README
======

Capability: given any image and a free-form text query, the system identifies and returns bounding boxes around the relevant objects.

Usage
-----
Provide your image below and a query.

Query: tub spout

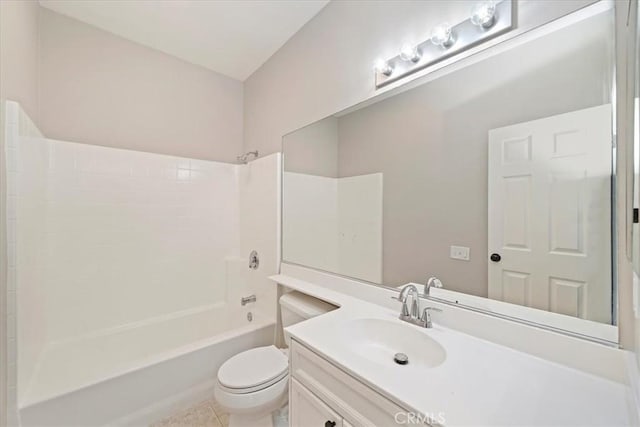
[241,295,257,306]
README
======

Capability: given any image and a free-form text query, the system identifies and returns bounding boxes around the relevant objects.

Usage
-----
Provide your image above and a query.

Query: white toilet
[215,291,335,427]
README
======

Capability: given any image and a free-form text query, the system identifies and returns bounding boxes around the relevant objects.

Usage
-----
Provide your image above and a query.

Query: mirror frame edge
[617,0,638,349]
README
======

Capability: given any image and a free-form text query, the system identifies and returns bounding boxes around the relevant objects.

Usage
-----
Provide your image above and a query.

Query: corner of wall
[1,100,43,426]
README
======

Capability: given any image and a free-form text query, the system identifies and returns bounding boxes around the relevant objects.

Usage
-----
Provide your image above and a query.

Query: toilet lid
[218,345,288,391]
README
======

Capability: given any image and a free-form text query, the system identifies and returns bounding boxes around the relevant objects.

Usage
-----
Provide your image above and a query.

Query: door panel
[501,270,531,306]
[290,378,342,427]
[488,104,612,323]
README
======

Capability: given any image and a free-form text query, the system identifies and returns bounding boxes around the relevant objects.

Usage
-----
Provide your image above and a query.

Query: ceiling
[39,0,329,81]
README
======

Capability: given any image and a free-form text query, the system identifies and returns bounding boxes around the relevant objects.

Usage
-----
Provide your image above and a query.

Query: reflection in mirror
[283,7,616,332]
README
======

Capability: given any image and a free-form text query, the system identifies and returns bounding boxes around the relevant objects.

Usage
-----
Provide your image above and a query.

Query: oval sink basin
[339,318,446,369]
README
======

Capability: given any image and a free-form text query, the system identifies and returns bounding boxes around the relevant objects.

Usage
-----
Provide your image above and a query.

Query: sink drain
[394,353,409,365]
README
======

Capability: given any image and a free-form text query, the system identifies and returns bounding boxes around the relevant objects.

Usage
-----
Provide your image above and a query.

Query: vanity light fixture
[373,58,393,76]
[430,23,454,48]
[373,0,514,88]
[399,44,421,62]
[471,1,497,28]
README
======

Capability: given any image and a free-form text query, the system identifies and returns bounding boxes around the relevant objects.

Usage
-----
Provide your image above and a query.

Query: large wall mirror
[283,4,618,341]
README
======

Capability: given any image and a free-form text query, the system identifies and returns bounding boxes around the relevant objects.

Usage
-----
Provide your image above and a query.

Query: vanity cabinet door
[290,378,343,427]
[291,339,412,426]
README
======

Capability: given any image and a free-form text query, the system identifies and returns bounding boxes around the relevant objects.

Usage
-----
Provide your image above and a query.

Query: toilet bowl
[215,291,335,427]
[215,345,289,427]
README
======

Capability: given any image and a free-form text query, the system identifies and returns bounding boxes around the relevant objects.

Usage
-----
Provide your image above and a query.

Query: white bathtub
[19,304,275,426]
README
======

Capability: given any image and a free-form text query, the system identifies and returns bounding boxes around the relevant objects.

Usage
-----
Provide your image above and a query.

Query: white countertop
[271,274,633,427]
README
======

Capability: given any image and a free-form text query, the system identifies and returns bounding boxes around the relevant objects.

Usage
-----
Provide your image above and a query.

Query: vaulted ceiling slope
[39,0,329,81]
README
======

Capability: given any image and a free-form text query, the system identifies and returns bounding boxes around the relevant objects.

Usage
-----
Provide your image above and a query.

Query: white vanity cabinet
[289,339,429,427]
[290,379,342,427]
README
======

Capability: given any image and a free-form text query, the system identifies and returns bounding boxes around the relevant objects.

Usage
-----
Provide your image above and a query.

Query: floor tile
[150,400,221,427]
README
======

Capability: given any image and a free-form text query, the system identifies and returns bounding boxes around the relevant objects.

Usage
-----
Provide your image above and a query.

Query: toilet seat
[217,345,288,394]
[214,373,288,416]
[215,346,290,418]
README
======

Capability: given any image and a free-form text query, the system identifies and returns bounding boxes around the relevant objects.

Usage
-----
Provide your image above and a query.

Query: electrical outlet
[450,245,470,261]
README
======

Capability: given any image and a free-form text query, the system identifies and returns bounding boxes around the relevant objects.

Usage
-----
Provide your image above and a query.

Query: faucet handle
[420,306,442,327]
[421,306,442,316]
[391,296,410,318]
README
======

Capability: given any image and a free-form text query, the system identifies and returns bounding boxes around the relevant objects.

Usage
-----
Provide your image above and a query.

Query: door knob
[325,421,336,427]
[490,253,501,262]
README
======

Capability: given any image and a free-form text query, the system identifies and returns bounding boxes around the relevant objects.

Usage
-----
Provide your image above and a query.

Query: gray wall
[0,0,40,123]
[38,9,244,163]
[284,117,338,177]
[243,0,598,158]
[335,23,611,294]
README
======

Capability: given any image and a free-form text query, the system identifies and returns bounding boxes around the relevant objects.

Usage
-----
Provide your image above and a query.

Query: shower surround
[3,101,281,425]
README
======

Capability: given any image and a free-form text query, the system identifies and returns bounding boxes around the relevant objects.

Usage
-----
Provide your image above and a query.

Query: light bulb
[373,58,393,76]
[430,23,453,48]
[471,1,497,28]
[399,44,421,62]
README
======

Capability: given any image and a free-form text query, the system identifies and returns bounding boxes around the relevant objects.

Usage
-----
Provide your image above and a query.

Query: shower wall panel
[16,137,241,352]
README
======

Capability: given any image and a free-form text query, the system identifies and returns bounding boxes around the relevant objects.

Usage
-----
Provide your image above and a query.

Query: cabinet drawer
[290,339,413,427]
[290,378,342,427]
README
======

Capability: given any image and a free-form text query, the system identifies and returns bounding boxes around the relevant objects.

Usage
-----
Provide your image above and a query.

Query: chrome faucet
[395,284,420,321]
[393,285,442,328]
[425,277,443,295]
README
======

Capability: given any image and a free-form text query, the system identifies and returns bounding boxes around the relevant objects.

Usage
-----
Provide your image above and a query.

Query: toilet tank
[279,291,335,344]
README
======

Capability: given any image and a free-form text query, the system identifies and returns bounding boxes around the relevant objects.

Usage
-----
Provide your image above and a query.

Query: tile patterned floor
[150,398,229,427]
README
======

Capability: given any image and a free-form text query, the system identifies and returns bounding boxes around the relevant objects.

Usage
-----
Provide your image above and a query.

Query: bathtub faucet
[241,295,257,306]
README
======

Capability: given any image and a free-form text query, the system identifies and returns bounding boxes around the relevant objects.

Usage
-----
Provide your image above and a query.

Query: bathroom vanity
[274,274,633,427]
[290,340,408,427]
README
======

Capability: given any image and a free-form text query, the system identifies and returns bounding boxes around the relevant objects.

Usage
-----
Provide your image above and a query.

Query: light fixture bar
[375,0,514,88]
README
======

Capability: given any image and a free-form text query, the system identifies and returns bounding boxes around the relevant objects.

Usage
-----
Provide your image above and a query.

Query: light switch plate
[450,245,470,261]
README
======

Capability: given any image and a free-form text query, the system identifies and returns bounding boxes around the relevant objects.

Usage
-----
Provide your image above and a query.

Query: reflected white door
[488,104,612,323]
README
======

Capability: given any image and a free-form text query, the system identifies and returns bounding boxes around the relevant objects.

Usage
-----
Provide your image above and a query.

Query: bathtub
[19,304,275,426]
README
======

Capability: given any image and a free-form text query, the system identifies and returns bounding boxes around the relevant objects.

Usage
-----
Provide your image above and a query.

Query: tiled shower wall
[3,101,282,422]
[283,171,383,283]
[239,153,281,322]
[12,133,244,404]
